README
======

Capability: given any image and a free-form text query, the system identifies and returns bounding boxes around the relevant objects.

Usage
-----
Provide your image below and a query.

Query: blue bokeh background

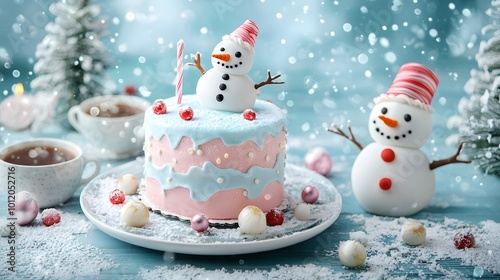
[0,0,494,163]
[2,3,500,278]
[0,1,491,96]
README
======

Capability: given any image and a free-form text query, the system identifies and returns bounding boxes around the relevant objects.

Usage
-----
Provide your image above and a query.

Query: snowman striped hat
[374,63,439,113]
[222,20,259,54]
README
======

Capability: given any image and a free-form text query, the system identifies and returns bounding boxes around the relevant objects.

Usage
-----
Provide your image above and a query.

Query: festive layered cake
[143,95,286,220]
[143,20,286,220]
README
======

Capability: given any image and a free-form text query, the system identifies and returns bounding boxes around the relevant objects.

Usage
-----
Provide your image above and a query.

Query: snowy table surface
[1,96,499,280]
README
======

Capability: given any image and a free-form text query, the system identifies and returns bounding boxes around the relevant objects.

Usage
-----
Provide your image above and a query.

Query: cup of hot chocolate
[0,138,101,208]
[67,95,151,159]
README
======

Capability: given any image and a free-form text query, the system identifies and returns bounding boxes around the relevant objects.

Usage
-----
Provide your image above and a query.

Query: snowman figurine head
[369,63,439,149]
[211,20,258,76]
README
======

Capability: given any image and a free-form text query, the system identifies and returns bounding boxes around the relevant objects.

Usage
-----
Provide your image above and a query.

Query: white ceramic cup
[0,138,101,208]
[67,95,150,159]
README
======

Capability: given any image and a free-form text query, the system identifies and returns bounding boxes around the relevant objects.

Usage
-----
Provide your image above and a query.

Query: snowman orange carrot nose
[212,53,230,62]
[378,115,398,127]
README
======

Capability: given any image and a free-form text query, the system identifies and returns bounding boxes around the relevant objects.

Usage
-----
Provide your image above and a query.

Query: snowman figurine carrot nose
[378,115,398,127]
[212,53,230,62]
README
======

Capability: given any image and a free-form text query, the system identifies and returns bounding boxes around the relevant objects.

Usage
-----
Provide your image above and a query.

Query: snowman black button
[216,94,224,102]
[219,83,227,90]
[222,74,229,80]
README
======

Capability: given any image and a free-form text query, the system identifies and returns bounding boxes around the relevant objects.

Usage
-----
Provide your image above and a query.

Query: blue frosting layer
[144,95,286,149]
[145,153,285,201]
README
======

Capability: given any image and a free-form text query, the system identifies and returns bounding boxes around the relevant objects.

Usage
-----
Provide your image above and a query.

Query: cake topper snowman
[189,20,283,112]
[329,63,471,217]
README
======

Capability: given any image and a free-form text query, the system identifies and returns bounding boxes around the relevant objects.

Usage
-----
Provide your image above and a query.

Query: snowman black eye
[235,51,241,58]
[220,47,225,52]
[404,114,412,122]
[381,107,388,114]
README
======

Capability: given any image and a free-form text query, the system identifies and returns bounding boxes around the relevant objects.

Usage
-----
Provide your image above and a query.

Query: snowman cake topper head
[190,20,284,112]
[369,63,440,149]
[211,19,258,75]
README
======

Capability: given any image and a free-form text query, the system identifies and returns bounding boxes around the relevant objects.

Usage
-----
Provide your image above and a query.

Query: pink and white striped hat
[223,20,259,54]
[375,63,439,112]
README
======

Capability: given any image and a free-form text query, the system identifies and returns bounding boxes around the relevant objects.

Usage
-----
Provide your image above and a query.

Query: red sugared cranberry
[266,208,284,226]
[453,232,475,249]
[124,85,137,95]
[41,208,61,227]
[152,100,167,115]
[179,106,194,121]
[109,189,126,205]
[243,109,256,121]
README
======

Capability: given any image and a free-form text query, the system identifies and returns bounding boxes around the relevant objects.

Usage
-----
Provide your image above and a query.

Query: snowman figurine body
[190,20,282,112]
[352,101,435,216]
[331,63,469,217]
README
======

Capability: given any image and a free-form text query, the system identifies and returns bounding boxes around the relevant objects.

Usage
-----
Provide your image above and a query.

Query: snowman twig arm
[188,52,206,75]
[255,70,284,90]
[327,124,364,151]
[429,142,471,170]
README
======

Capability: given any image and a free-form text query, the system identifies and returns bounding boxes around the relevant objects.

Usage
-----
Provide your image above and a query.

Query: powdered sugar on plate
[79,158,342,254]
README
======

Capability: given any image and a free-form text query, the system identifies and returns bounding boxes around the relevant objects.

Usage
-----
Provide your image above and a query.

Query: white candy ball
[294,202,311,221]
[15,191,39,226]
[338,240,367,268]
[118,174,139,195]
[401,220,426,246]
[238,205,266,234]
[120,200,150,227]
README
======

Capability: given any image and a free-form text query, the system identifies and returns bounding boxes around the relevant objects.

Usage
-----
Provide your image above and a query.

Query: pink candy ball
[15,191,39,226]
[301,185,319,204]
[304,147,332,176]
[191,213,209,232]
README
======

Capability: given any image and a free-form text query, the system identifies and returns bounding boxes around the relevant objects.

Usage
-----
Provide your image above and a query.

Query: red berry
[453,232,475,249]
[124,85,137,95]
[41,208,61,227]
[243,109,256,121]
[109,189,126,204]
[266,208,284,226]
[152,100,167,115]
[179,106,194,121]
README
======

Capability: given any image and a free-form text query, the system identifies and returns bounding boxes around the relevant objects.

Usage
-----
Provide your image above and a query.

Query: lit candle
[176,39,184,105]
[0,83,35,131]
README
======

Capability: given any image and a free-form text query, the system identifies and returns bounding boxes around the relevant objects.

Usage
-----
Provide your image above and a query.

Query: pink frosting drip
[145,129,286,173]
[145,178,284,220]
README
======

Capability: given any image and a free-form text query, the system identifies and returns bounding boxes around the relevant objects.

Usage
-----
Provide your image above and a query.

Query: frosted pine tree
[448,0,500,175]
[30,0,114,128]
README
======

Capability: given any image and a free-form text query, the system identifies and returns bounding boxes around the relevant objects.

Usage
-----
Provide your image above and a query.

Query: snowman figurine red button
[189,20,283,112]
[329,63,470,216]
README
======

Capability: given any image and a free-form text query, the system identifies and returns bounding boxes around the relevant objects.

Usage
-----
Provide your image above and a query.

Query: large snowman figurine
[189,20,282,112]
[330,63,470,216]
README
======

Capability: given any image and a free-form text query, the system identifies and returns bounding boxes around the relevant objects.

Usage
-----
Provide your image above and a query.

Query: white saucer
[80,157,342,255]
[90,147,144,160]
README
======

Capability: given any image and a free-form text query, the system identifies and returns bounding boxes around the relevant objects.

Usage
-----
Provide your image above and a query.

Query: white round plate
[80,157,342,255]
